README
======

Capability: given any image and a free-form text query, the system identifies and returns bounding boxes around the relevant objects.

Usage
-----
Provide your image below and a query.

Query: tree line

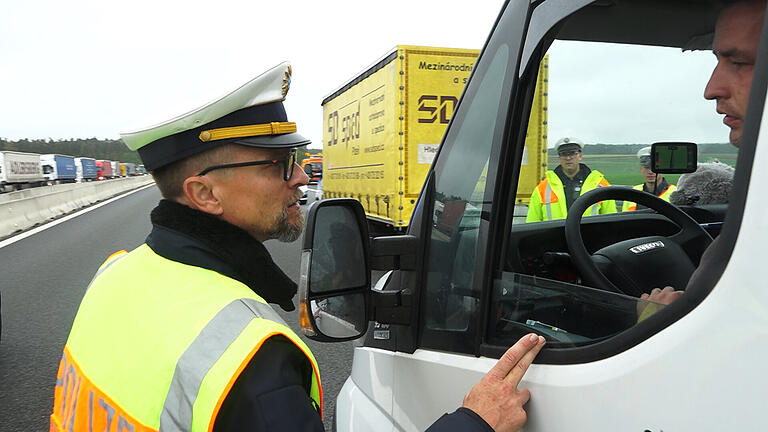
[0,138,141,164]
[548,142,738,156]
[2,139,733,162]
[1,138,324,166]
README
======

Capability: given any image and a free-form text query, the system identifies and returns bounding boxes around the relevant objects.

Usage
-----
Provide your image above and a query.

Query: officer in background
[621,146,677,211]
[526,137,616,222]
[51,63,545,432]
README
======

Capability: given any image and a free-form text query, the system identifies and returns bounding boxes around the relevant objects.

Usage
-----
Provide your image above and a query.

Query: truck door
[369,0,768,431]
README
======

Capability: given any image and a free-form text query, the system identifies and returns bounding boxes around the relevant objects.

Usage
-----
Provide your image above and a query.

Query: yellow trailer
[322,45,547,229]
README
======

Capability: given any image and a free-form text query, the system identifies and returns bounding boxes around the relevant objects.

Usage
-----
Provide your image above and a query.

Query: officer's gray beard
[267,198,305,242]
[270,210,304,242]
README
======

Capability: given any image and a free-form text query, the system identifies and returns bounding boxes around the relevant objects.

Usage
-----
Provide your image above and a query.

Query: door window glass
[494,35,731,347]
[420,43,510,352]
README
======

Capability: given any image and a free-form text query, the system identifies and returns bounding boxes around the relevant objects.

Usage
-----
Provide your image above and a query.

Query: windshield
[520,40,736,225]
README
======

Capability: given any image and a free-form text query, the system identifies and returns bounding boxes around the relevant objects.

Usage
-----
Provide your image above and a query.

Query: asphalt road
[0,184,352,431]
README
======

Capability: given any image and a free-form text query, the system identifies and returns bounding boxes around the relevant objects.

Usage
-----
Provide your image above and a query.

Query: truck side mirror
[299,199,371,341]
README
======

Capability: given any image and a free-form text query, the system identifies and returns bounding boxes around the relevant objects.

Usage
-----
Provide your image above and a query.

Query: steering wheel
[564,186,712,297]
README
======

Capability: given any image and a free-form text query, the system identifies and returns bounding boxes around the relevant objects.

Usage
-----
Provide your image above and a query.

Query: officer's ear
[181,175,224,216]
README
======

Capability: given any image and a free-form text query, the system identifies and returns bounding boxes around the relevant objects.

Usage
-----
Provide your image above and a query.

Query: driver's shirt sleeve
[686,236,721,289]
[212,335,324,432]
[426,407,495,432]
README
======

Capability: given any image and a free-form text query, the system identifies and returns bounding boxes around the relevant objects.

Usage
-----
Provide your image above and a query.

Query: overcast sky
[1,0,728,148]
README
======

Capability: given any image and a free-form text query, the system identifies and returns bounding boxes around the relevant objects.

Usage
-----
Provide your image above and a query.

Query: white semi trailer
[0,151,45,192]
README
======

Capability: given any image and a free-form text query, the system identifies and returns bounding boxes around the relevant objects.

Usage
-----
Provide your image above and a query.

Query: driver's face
[704,1,765,147]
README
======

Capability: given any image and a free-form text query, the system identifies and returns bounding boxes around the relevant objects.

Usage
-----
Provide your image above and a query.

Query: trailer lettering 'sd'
[417,95,458,124]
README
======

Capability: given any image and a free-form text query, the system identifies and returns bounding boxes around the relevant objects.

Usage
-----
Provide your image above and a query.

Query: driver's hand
[637,286,683,322]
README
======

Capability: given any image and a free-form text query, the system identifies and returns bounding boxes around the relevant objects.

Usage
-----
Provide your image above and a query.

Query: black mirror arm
[370,235,419,270]
[371,288,413,325]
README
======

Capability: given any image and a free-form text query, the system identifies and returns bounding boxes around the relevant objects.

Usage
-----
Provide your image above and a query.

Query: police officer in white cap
[51,63,544,432]
[526,137,616,222]
[621,146,677,211]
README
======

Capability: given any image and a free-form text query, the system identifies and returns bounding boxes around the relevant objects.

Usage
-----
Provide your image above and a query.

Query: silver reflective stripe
[544,183,553,221]
[96,253,128,277]
[159,298,286,432]
[84,253,128,292]
[590,204,598,216]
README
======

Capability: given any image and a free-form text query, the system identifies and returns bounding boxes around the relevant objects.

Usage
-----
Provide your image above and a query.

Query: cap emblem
[282,65,292,98]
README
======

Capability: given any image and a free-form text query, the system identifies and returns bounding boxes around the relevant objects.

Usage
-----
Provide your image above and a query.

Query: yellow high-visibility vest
[51,245,322,432]
[526,170,617,222]
[621,183,677,211]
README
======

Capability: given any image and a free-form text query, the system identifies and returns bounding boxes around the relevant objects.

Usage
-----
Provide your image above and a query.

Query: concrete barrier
[0,177,155,238]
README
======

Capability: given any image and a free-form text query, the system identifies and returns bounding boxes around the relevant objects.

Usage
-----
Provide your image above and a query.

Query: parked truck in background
[301,153,323,184]
[40,154,77,184]
[0,151,45,192]
[321,45,547,231]
[95,160,114,180]
[75,157,98,182]
[123,162,137,176]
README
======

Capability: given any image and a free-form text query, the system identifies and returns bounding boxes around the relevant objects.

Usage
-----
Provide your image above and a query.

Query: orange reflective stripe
[105,250,128,262]
[660,184,675,196]
[598,178,610,187]
[51,347,156,432]
[536,180,559,203]
[207,331,324,431]
[536,181,547,202]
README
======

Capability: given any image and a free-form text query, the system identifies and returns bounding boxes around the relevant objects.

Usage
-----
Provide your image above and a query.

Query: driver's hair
[150,144,238,200]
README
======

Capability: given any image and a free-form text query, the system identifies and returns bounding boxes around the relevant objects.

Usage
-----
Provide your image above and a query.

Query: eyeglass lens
[283,151,297,181]
[559,151,580,158]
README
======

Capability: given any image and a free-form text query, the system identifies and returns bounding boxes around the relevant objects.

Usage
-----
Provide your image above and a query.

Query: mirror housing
[299,199,371,341]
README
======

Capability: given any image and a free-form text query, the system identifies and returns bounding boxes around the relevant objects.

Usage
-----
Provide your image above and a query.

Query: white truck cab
[299,0,768,430]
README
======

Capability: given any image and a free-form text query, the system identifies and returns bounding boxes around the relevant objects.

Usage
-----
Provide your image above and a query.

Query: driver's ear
[181,175,224,215]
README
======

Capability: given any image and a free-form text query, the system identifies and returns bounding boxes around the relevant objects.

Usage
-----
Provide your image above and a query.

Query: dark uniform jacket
[147,200,492,432]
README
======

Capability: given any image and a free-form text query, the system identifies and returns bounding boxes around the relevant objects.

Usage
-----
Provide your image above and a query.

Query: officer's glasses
[558,150,581,158]
[197,150,297,181]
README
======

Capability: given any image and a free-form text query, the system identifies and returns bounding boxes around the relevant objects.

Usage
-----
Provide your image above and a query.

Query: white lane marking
[0,183,157,250]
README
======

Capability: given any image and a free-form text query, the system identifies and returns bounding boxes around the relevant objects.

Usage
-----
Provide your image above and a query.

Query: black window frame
[416,0,530,355]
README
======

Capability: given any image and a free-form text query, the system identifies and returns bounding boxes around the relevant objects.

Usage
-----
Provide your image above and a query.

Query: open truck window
[491,39,730,348]
[420,1,742,356]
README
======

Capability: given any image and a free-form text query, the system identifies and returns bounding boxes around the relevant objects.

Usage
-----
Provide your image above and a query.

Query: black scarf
[147,199,297,311]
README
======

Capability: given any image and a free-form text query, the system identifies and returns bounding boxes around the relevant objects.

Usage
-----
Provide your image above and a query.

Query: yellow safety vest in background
[51,245,322,432]
[526,170,616,222]
[621,183,677,211]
